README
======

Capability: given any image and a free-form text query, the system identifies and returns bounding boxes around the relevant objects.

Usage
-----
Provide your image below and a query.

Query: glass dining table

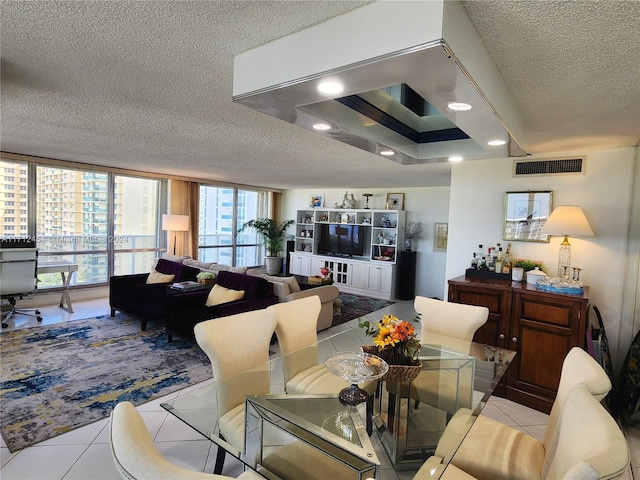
[161,328,515,480]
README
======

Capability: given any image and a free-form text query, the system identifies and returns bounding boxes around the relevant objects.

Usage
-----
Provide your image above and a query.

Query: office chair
[0,245,42,328]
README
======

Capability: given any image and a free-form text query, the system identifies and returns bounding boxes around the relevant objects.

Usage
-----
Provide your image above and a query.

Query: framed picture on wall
[386,192,404,210]
[309,195,324,208]
[503,191,553,242]
[434,223,448,251]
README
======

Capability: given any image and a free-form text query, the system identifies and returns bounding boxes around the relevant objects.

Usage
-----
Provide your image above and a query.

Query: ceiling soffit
[232,0,528,165]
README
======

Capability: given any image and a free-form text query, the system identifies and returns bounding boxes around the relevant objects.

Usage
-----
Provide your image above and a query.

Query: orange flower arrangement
[359,314,421,366]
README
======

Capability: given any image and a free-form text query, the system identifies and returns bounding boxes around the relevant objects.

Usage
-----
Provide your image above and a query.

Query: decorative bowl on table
[324,352,389,405]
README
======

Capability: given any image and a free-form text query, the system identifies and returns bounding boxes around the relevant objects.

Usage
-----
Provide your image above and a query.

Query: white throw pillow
[146,269,175,284]
[205,284,245,307]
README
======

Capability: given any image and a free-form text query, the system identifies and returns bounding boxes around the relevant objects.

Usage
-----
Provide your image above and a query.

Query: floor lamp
[162,214,190,255]
[539,205,594,278]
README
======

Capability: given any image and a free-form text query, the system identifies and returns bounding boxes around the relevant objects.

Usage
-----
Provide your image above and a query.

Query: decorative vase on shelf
[405,238,412,252]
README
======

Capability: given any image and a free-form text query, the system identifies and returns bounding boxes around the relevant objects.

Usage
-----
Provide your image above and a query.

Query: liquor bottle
[476,244,484,262]
[494,247,504,274]
[470,252,478,269]
[486,247,494,270]
[503,250,511,275]
[478,256,488,271]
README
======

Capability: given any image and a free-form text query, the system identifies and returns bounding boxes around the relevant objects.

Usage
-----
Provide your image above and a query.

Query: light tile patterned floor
[0,297,635,479]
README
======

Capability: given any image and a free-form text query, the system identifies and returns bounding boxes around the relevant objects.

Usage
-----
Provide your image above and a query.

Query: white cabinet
[289,253,313,276]
[349,262,368,290]
[367,264,394,296]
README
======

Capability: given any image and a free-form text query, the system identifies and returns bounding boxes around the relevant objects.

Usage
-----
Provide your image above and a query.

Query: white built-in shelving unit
[290,208,405,299]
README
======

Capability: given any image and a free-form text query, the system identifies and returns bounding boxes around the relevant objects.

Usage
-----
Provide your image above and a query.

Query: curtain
[167,179,198,258]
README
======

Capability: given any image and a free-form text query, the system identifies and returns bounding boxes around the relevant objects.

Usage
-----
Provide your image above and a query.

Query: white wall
[280,147,639,373]
[280,187,450,299]
[446,147,638,371]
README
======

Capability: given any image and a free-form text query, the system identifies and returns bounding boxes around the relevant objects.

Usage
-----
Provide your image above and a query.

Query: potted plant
[196,271,216,286]
[511,259,545,282]
[512,259,545,272]
[238,218,295,274]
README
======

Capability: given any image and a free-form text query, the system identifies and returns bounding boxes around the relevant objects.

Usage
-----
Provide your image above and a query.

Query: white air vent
[513,157,585,177]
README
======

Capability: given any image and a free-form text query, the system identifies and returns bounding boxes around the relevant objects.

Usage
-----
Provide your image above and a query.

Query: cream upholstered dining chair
[414,384,630,480]
[414,296,488,353]
[268,295,377,432]
[269,296,347,394]
[109,401,263,480]
[401,296,488,416]
[427,347,624,480]
[194,309,277,475]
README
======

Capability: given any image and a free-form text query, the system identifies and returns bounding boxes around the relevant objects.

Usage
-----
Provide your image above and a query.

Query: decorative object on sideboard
[503,191,553,243]
[334,191,356,209]
[539,205,595,278]
[237,218,295,275]
[309,194,324,208]
[403,222,423,252]
[434,223,448,251]
[162,214,190,255]
[362,193,373,209]
[385,192,404,210]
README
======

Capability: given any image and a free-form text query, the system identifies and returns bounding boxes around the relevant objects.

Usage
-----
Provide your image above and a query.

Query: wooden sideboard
[448,274,589,413]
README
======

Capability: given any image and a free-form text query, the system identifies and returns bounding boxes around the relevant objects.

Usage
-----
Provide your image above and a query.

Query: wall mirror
[503,191,553,242]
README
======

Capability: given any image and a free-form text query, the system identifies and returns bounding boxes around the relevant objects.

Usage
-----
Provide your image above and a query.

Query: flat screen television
[317,224,365,257]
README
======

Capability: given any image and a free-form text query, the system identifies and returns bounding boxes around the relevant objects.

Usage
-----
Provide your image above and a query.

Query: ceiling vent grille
[514,157,585,177]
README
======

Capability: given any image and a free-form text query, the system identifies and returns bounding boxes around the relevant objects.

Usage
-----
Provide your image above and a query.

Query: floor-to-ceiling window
[198,186,267,266]
[1,158,167,289]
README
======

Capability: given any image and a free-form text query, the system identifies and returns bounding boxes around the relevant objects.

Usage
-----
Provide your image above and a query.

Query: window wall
[1,159,167,289]
[198,186,267,266]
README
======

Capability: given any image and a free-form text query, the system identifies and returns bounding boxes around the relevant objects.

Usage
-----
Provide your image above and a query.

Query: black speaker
[396,251,417,300]
[284,240,295,274]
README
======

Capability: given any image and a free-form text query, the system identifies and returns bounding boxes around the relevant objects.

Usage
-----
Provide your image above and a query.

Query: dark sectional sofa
[109,258,200,331]
[165,270,279,342]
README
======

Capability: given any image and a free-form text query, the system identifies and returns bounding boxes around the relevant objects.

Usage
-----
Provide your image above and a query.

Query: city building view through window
[1,159,270,291]
[198,186,266,267]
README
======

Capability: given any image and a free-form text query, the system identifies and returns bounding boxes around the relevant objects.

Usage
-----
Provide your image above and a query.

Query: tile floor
[0,296,636,479]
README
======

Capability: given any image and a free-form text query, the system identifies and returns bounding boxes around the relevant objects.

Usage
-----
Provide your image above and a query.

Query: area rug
[331,293,395,327]
[0,314,212,452]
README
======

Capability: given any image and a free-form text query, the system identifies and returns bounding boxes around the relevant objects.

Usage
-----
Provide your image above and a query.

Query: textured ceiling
[1,0,638,190]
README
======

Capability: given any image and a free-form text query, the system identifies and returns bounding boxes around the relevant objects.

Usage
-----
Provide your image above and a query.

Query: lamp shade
[539,206,594,237]
[162,214,189,232]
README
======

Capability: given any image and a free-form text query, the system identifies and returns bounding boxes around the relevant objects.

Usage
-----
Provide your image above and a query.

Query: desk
[161,329,515,479]
[37,261,78,312]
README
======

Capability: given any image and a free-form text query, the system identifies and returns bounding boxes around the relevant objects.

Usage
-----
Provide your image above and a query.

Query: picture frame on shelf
[386,192,404,210]
[309,194,324,208]
[434,223,448,251]
[503,191,552,242]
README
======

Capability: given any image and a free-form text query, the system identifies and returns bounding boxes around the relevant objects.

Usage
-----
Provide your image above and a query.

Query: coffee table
[292,274,333,290]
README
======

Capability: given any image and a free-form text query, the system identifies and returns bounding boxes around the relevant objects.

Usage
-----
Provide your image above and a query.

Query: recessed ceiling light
[380,150,395,156]
[447,102,472,111]
[448,156,463,162]
[317,81,344,94]
[313,123,331,130]
[488,139,506,146]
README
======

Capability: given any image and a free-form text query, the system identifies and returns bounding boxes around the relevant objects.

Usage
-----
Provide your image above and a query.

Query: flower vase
[405,238,412,252]
[361,345,422,382]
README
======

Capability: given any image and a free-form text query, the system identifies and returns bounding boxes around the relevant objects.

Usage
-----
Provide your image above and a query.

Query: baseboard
[10,286,109,308]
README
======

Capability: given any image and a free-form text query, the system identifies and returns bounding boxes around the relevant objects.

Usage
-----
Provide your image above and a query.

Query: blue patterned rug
[0,314,212,452]
[331,293,395,327]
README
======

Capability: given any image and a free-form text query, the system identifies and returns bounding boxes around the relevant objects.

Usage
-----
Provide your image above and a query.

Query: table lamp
[539,205,594,277]
[162,214,189,255]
